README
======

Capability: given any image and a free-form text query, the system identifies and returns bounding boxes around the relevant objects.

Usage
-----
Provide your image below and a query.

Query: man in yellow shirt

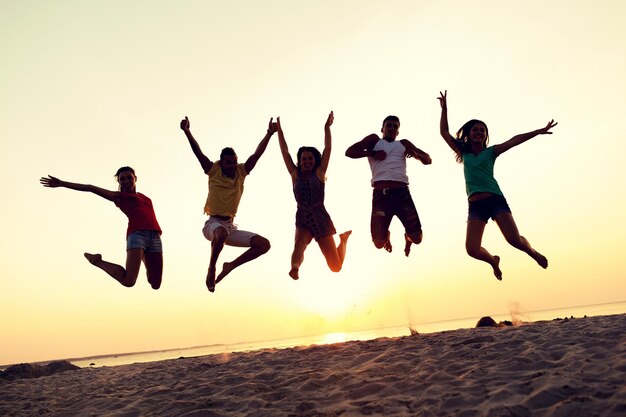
[180,116,277,292]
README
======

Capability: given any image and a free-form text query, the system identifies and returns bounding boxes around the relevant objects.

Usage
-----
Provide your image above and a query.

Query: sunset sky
[1,0,625,365]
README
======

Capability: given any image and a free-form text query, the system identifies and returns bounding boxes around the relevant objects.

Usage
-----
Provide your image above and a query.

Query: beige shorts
[202,217,256,247]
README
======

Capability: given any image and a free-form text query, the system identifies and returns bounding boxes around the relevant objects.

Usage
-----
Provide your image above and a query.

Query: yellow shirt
[204,163,248,216]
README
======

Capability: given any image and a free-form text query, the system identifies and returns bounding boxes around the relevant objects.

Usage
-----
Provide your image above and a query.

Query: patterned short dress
[293,171,336,240]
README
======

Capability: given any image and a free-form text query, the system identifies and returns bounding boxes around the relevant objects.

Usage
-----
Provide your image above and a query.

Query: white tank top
[368,139,409,185]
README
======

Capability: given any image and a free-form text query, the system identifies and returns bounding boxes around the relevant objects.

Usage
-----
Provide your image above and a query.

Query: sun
[320,332,348,344]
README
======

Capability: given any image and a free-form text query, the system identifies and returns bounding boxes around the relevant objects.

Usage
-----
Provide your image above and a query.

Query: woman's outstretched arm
[437,90,462,159]
[40,175,118,202]
[276,117,297,176]
[319,111,334,176]
[493,120,558,156]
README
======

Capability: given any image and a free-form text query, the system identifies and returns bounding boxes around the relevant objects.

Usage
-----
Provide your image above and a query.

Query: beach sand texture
[1,314,624,416]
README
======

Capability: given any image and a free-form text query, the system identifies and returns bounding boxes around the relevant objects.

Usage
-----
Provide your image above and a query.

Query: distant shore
[1,313,624,416]
[6,300,624,371]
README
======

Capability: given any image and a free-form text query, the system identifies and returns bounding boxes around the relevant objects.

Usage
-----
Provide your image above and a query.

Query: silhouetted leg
[373,231,392,252]
[84,249,142,287]
[207,227,228,292]
[144,252,163,290]
[337,230,352,265]
[317,230,352,273]
[371,207,393,253]
[465,221,502,280]
[494,212,548,269]
[404,230,423,257]
[216,235,271,284]
[290,228,313,280]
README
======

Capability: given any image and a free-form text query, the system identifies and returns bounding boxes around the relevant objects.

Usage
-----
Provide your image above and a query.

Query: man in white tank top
[345,116,431,256]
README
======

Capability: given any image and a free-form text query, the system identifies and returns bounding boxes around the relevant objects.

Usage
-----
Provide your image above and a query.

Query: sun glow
[321,332,348,345]
[293,275,362,319]
[2,0,626,366]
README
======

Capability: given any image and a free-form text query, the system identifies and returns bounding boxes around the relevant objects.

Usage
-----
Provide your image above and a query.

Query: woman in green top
[437,90,557,280]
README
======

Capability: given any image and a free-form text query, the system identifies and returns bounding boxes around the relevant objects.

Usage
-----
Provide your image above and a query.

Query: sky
[1,0,625,365]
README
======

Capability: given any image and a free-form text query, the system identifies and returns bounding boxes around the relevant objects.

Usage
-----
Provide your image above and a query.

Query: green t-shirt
[462,146,503,197]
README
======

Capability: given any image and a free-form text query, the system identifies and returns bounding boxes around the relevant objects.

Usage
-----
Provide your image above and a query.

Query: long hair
[296,146,322,172]
[452,119,490,163]
[114,166,136,191]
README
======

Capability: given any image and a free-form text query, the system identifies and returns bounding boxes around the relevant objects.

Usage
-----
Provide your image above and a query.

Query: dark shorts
[467,194,511,223]
[371,186,422,242]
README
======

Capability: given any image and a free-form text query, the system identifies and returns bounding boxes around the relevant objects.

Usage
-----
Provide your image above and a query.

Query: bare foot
[339,230,352,243]
[215,262,235,284]
[289,267,299,280]
[533,251,548,269]
[404,233,412,257]
[492,255,502,281]
[84,253,102,265]
[206,265,216,292]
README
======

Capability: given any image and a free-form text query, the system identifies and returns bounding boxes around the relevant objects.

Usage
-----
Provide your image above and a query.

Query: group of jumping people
[40,91,557,292]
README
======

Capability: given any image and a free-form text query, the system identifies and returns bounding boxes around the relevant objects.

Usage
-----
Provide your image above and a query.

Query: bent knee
[295,235,311,245]
[373,239,387,249]
[253,236,271,253]
[466,246,480,258]
[505,237,524,248]
[123,279,138,288]
[408,232,423,244]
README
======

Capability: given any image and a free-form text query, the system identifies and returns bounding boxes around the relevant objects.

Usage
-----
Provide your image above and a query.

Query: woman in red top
[40,166,163,289]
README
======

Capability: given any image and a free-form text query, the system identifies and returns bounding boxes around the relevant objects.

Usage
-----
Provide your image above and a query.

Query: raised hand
[438,90,448,109]
[40,175,63,188]
[180,116,190,132]
[267,117,278,134]
[539,119,558,134]
[325,111,334,129]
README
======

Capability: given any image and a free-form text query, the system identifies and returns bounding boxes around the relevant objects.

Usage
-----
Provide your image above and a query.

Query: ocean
[5,300,625,370]
[61,301,626,367]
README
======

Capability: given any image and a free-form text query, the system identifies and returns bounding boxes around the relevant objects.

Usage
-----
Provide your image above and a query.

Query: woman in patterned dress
[276,111,351,280]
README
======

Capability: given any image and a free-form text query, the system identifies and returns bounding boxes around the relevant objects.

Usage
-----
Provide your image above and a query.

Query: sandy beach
[1,313,624,416]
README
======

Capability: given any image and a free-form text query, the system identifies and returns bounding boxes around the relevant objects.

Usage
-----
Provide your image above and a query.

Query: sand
[1,314,624,416]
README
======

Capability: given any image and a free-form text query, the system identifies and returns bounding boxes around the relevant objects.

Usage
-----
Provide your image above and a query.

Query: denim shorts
[371,186,422,242]
[126,230,163,253]
[467,194,511,223]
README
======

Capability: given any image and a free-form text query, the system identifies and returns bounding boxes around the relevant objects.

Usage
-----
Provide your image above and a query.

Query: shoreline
[1,313,625,416]
[2,298,624,370]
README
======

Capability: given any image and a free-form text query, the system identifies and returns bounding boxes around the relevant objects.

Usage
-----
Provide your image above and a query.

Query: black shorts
[371,186,422,242]
[467,194,511,223]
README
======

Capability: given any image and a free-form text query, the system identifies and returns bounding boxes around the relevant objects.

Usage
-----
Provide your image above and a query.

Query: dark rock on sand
[476,316,499,327]
[476,316,514,328]
[0,360,80,381]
